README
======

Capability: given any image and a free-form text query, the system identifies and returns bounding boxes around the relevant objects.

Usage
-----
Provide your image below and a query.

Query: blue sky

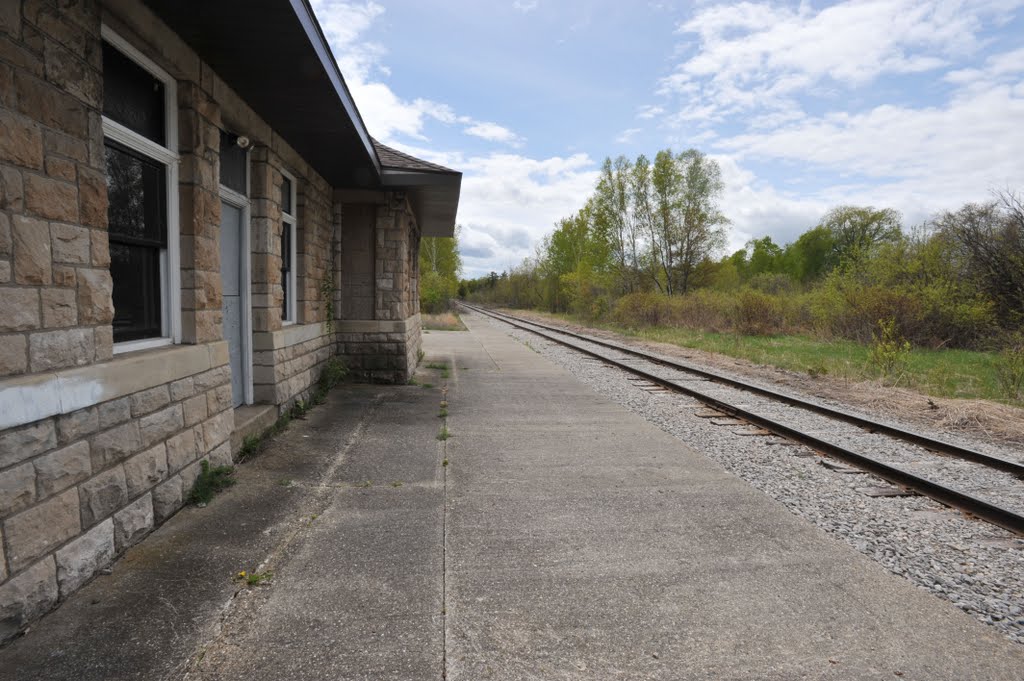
[309,0,1024,278]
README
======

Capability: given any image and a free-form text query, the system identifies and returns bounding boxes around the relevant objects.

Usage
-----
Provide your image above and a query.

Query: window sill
[282,320,296,327]
[112,336,173,355]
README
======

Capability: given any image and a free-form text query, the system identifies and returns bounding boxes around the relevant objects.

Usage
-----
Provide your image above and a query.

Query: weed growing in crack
[437,424,451,441]
[188,460,236,505]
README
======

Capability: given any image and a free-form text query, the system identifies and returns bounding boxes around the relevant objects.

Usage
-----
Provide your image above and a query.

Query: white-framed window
[101,25,181,354]
[280,170,298,324]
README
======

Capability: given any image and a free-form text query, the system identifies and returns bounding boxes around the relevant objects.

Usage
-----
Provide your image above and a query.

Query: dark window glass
[281,176,292,214]
[102,42,165,145]
[105,141,167,342]
[110,243,162,341]
[282,226,291,320]
[219,130,247,194]
[106,142,167,245]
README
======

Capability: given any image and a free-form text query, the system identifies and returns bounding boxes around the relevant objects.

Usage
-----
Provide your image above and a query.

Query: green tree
[419,226,463,313]
[818,205,902,266]
[674,149,729,293]
[781,226,835,282]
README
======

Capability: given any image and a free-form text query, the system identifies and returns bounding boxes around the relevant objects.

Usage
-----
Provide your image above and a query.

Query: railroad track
[459,302,1024,535]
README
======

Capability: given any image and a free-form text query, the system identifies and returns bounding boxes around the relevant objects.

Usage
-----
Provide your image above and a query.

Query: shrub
[869,318,912,382]
[733,289,785,335]
[995,333,1024,400]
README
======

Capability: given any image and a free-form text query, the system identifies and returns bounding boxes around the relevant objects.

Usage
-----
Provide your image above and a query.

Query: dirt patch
[506,309,1024,451]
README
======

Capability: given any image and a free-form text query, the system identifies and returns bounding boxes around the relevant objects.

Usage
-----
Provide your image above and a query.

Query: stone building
[0,0,461,639]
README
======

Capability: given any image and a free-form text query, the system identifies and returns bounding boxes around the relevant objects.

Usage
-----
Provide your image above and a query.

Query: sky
[308,0,1024,278]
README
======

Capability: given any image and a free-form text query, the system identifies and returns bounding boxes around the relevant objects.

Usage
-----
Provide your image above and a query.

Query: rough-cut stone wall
[178,81,224,344]
[0,342,234,641]
[0,0,113,377]
[253,325,334,408]
[336,192,423,383]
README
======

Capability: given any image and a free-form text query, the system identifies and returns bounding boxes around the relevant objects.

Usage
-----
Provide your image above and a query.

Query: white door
[220,199,245,407]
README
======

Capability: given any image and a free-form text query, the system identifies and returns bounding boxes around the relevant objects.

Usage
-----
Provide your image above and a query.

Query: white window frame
[281,169,298,325]
[101,25,181,355]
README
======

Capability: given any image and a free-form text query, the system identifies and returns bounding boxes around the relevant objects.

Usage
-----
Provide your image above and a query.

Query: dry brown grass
[423,311,466,331]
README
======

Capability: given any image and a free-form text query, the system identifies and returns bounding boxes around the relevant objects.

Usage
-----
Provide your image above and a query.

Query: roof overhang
[381,170,461,237]
[141,0,380,188]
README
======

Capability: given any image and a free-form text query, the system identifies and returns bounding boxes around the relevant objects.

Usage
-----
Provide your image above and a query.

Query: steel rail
[463,304,1024,477]
[461,303,1024,535]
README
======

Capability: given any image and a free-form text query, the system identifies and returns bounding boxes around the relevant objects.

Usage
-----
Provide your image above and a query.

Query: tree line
[462,148,1024,350]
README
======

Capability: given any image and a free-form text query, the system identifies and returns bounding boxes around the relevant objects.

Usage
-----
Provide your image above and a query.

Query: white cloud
[659,1,1021,120]
[512,0,539,12]
[615,127,642,143]
[309,0,523,146]
[636,104,665,119]
[464,122,524,146]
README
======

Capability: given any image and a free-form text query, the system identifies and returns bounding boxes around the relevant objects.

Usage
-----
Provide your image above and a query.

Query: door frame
[218,184,254,406]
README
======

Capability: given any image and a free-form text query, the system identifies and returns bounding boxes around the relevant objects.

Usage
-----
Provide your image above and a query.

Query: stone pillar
[249,146,283,333]
[177,83,223,345]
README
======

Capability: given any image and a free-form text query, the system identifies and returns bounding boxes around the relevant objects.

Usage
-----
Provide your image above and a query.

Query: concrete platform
[1,311,1023,680]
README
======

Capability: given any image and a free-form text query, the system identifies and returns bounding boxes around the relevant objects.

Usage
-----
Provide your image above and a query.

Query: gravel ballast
[477,312,1024,645]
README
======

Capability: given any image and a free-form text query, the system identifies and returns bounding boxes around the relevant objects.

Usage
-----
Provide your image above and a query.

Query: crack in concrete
[181,393,387,680]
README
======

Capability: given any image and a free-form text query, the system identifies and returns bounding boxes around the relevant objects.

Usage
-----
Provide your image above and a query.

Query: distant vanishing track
[460,302,1024,535]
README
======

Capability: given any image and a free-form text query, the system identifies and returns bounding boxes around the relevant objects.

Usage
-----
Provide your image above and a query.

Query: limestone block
[4,489,79,572]
[89,420,141,471]
[0,462,36,517]
[15,70,88,138]
[56,407,98,444]
[76,268,113,325]
[113,493,153,551]
[123,444,167,498]
[130,385,170,418]
[12,214,51,285]
[0,168,24,214]
[169,376,195,402]
[0,287,40,331]
[0,109,44,170]
[54,518,113,598]
[78,166,106,229]
[44,156,75,182]
[49,222,89,265]
[33,440,90,498]
[202,409,234,451]
[94,325,112,364]
[208,442,232,468]
[43,37,100,108]
[182,394,207,427]
[194,365,231,392]
[97,396,131,430]
[29,328,93,372]
[138,404,184,448]
[165,429,198,472]
[89,228,109,267]
[78,466,127,527]
[0,334,27,375]
[41,131,86,166]
[179,460,202,497]
[40,287,76,328]
[152,475,183,524]
[0,420,56,469]
[24,173,77,222]
[206,384,233,414]
[0,557,58,644]
[52,264,75,287]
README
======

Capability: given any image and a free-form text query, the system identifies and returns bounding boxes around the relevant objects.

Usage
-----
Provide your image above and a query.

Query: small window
[102,42,166,145]
[101,28,179,349]
[219,131,247,195]
[281,171,297,323]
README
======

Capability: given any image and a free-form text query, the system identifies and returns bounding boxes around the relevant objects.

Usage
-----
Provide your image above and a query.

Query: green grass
[536,311,1021,405]
[188,460,236,505]
[633,326,1019,403]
